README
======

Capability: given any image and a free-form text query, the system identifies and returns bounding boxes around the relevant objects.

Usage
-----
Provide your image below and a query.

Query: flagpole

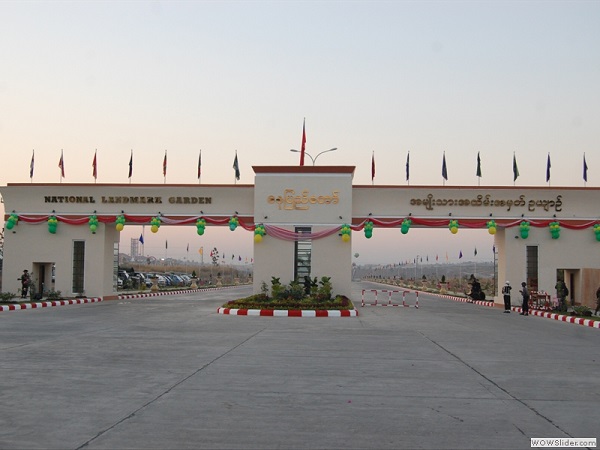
[198,149,202,185]
[583,152,587,187]
[129,149,133,184]
[164,149,167,184]
[406,151,410,186]
[59,149,63,183]
[30,149,34,183]
[93,149,97,184]
[371,151,375,186]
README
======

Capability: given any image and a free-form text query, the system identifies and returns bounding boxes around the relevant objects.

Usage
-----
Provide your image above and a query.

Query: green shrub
[0,292,18,302]
[47,290,62,300]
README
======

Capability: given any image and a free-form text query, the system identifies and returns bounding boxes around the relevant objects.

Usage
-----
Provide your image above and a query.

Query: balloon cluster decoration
[340,224,351,242]
[519,221,530,239]
[487,220,497,235]
[196,218,206,235]
[448,219,459,234]
[228,216,239,231]
[48,215,58,234]
[150,216,161,233]
[594,223,600,242]
[401,218,412,235]
[88,215,99,234]
[549,221,561,240]
[364,220,374,239]
[5,213,18,230]
[115,214,126,232]
[254,224,266,243]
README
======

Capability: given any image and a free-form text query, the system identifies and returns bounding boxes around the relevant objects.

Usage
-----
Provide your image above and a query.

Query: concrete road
[0,281,598,449]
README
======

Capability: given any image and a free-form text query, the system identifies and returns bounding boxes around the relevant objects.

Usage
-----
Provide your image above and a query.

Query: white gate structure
[361,289,419,308]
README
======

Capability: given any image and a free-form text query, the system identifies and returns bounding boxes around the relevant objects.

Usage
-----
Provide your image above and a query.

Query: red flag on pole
[58,150,65,178]
[300,118,306,166]
[163,150,167,178]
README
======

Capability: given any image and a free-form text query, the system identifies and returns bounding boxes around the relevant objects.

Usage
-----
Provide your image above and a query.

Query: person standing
[555,280,569,311]
[19,269,31,299]
[501,281,512,313]
[519,282,530,316]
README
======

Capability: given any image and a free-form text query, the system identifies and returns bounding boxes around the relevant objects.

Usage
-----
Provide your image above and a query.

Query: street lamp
[290,148,338,165]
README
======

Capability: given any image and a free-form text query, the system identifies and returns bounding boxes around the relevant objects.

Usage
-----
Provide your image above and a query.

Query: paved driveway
[0,282,598,449]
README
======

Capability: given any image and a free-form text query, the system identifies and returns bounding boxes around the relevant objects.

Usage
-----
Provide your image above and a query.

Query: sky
[1,1,599,265]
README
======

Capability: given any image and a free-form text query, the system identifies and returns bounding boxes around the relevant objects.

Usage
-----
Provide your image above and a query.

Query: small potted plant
[190,270,198,289]
[439,275,448,294]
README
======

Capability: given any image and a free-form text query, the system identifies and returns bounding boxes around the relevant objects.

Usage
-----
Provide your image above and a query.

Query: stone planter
[190,277,198,289]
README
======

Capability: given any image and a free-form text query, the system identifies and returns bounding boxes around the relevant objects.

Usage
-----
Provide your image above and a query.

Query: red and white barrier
[362,289,419,308]
[402,290,419,308]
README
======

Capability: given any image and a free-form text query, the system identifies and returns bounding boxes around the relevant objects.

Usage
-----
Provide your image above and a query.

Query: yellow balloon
[115,223,124,231]
[488,227,497,235]
[151,225,159,233]
[450,227,458,234]
[254,234,263,243]
[342,233,350,242]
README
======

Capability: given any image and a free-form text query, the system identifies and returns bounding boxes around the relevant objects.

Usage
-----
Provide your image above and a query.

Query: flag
[513,153,519,181]
[371,152,375,182]
[299,118,306,166]
[436,254,439,261]
[128,150,133,179]
[406,152,410,181]
[92,150,97,180]
[476,152,482,178]
[583,154,588,182]
[474,247,478,256]
[239,255,242,261]
[30,150,35,179]
[546,153,551,182]
[493,245,496,254]
[199,247,203,255]
[198,150,202,179]
[165,240,168,249]
[163,150,167,177]
[186,243,189,252]
[58,150,65,178]
[139,234,144,245]
[442,152,448,180]
[459,250,463,259]
[445,252,448,261]
[233,151,240,180]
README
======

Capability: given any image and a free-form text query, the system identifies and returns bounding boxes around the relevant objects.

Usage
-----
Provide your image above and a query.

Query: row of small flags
[138,235,252,262]
[28,120,592,184]
[395,247,484,265]
[297,120,591,183]
[30,149,242,183]
[368,150,590,183]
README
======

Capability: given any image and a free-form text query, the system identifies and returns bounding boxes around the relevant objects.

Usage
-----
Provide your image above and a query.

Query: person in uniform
[502,281,512,313]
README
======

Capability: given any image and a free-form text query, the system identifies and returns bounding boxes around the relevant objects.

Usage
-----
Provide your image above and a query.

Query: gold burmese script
[410,194,563,213]
[267,189,340,210]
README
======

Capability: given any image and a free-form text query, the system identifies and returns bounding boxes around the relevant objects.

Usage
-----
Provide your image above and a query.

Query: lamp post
[290,148,338,165]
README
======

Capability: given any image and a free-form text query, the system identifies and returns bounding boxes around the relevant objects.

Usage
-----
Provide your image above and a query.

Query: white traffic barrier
[362,289,419,308]
[402,290,419,308]
[361,289,379,307]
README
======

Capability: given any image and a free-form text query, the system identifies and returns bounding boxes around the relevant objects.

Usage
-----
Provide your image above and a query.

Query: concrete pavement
[0,281,598,449]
